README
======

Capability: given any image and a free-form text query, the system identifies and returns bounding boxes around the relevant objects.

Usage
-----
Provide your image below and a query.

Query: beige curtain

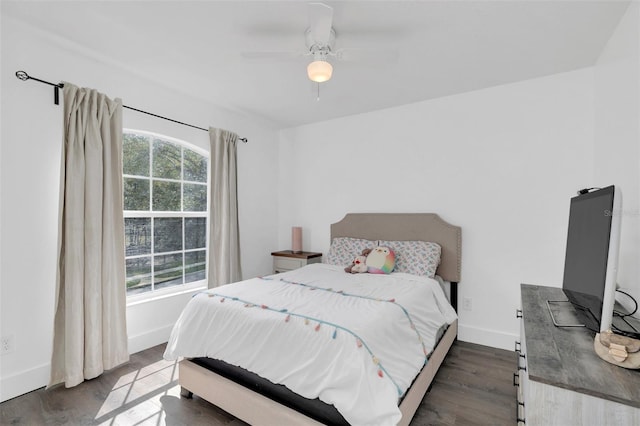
[208,127,242,287]
[49,83,129,388]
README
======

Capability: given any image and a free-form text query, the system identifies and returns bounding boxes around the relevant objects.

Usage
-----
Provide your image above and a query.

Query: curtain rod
[15,70,248,143]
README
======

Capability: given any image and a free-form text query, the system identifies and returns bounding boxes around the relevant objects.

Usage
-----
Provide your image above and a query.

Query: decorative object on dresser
[594,330,640,369]
[271,250,322,274]
[515,284,640,426]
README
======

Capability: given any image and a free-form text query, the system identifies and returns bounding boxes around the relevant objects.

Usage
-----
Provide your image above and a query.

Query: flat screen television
[562,185,622,333]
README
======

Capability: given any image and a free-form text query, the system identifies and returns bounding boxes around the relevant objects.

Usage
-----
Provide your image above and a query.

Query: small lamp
[307,60,333,83]
[292,226,303,254]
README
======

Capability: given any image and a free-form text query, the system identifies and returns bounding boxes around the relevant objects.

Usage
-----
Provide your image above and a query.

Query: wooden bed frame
[179,213,462,425]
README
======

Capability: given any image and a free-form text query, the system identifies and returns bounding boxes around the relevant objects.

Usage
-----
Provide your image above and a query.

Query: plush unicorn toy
[365,246,396,274]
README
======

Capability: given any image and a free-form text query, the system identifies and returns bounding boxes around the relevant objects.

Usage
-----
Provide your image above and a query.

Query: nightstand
[271,250,322,274]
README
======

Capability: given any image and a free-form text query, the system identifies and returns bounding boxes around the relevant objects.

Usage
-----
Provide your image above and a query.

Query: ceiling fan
[243,2,385,84]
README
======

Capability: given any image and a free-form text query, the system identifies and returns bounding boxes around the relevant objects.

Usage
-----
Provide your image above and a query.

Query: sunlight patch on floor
[95,359,180,424]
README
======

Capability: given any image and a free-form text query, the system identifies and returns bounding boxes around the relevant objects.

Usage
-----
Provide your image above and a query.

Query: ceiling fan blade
[335,48,399,63]
[242,51,307,61]
[309,2,333,45]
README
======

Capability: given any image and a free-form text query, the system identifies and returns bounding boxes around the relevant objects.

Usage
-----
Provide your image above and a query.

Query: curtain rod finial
[16,70,29,81]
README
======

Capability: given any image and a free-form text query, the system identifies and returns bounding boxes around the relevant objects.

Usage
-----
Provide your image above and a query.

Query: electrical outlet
[1,335,15,355]
[462,297,473,311]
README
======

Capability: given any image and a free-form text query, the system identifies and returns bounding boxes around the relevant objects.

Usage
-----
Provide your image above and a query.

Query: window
[123,130,208,296]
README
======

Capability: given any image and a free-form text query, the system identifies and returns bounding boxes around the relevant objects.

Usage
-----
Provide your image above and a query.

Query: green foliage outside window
[123,131,208,295]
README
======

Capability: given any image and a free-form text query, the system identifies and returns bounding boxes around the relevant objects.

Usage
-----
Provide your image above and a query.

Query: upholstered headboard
[330,213,462,283]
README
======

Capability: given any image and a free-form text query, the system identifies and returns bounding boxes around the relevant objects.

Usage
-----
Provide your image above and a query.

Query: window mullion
[148,134,153,214]
[150,218,155,292]
[181,146,186,285]
[149,135,155,292]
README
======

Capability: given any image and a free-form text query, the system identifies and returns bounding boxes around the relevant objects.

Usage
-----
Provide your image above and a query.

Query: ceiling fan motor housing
[305,27,336,56]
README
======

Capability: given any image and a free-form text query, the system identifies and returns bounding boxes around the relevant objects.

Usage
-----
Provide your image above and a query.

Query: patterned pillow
[379,240,441,278]
[325,237,377,266]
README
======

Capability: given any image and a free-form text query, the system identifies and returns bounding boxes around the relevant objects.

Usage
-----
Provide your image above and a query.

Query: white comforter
[164,263,457,425]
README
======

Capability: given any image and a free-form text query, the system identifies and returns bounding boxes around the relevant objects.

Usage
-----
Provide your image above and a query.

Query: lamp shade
[292,226,302,253]
[307,60,333,83]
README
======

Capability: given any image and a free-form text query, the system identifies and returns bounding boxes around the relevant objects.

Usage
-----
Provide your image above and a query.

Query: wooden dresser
[516,284,640,425]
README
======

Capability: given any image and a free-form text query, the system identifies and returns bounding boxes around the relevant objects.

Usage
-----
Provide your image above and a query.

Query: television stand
[545,300,585,328]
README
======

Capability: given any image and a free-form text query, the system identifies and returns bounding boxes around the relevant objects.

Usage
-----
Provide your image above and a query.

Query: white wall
[594,2,640,310]
[0,15,279,401]
[278,68,596,350]
[3,0,638,405]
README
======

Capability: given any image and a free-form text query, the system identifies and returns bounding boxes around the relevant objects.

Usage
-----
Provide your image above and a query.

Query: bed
[164,213,461,425]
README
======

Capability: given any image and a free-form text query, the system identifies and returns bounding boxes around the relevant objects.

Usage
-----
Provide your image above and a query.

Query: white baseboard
[127,323,174,355]
[0,363,49,403]
[0,325,173,403]
[458,323,519,351]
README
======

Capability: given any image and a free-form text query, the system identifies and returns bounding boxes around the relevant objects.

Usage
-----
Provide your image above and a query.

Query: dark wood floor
[1,341,516,425]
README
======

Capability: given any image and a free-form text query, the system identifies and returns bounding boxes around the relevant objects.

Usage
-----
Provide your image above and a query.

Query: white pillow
[378,240,441,278]
[325,237,377,266]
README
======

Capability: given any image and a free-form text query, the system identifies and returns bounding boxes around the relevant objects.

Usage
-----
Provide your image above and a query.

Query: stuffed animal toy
[345,248,373,273]
[366,246,396,274]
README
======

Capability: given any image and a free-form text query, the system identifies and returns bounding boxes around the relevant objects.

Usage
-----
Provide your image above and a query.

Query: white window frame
[123,129,209,305]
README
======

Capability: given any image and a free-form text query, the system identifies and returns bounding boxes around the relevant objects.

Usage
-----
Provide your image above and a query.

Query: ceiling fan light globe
[307,60,333,82]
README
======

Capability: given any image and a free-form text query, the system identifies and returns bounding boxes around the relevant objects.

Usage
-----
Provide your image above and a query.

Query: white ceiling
[3,1,630,129]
